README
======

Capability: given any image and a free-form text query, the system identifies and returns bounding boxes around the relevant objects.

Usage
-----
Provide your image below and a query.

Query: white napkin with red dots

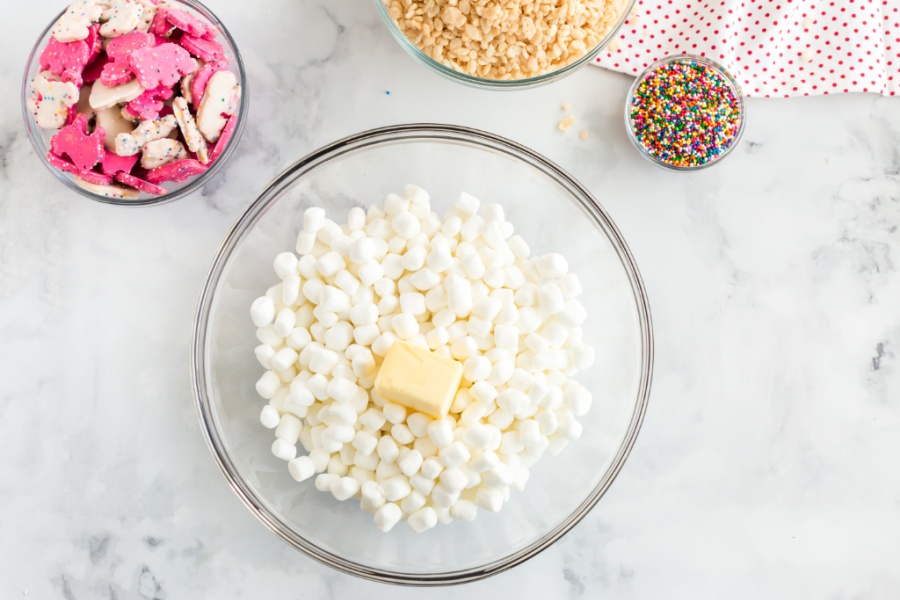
[592,0,899,97]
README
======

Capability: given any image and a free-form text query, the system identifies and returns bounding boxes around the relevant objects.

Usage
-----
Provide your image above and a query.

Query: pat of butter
[374,341,464,419]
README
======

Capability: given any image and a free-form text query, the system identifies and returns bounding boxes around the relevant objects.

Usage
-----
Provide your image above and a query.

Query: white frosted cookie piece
[100,0,142,36]
[27,71,79,129]
[115,115,177,156]
[140,138,187,169]
[74,176,140,199]
[172,97,209,163]
[89,78,144,110]
[52,0,103,42]
[196,70,240,143]
[95,105,134,151]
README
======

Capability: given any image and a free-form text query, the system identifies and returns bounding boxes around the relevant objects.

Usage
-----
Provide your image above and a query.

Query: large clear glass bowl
[21,0,248,206]
[191,124,653,584]
[374,0,635,90]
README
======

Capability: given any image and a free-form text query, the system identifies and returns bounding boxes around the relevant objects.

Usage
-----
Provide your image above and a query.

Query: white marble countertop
[3,1,900,598]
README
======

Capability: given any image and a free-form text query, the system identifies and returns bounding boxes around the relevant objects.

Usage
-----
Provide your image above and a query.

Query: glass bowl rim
[191,123,654,585]
[20,0,249,207]
[373,0,637,90]
[623,53,747,172]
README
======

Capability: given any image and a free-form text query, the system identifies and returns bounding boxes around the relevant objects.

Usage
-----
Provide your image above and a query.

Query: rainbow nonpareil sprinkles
[628,57,743,169]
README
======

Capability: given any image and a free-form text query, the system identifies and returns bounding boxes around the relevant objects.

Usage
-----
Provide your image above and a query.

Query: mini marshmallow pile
[251,185,594,533]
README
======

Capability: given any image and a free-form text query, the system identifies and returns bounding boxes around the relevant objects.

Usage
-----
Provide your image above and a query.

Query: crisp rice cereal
[385,0,628,80]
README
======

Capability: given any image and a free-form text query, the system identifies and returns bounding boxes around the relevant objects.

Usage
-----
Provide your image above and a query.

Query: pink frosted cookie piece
[208,114,236,164]
[46,151,113,185]
[190,58,227,105]
[148,8,175,36]
[179,34,224,62]
[40,36,90,84]
[115,172,166,195]
[85,24,102,63]
[82,52,109,83]
[49,113,105,170]
[146,158,206,184]
[123,84,173,121]
[100,149,139,175]
[129,43,198,89]
[101,30,154,86]
[163,7,214,39]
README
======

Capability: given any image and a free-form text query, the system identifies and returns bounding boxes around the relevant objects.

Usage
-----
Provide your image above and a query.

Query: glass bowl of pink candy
[192,124,653,584]
[21,0,247,206]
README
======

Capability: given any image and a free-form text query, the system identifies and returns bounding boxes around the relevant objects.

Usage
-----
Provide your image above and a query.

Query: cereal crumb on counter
[561,102,571,111]
[558,116,575,132]
[580,131,588,140]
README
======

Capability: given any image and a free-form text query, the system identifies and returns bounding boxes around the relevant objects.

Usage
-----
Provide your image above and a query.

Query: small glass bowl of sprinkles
[625,55,745,171]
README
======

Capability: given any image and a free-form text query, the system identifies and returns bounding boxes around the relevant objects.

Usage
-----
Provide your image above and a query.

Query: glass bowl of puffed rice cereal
[192,124,653,584]
[374,0,634,88]
[22,0,247,205]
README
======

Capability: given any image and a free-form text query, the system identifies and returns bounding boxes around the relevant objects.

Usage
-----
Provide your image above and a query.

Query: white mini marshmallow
[401,411,430,437]
[536,253,569,279]
[438,442,470,469]
[462,422,493,450]
[391,313,419,340]
[439,467,468,494]
[274,414,302,444]
[250,296,276,327]
[444,275,473,316]
[463,355,492,382]
[453,192,480,215]
[349,237,375,264]
[425,326,450,350]
[381,475,412,501]
[374,502,402,532]
[303,207,326,233]
[539,283,565,315]
[557,412,583,440]
[288,455,315,482]
[391,423,415,445]
[427,419,454,448]
[409,268,441,292]
[407,506,438,533]
[309,348,339,374]
[348,207,366,231]
[376,435,400,463]
[273,252,298,279]
[359,407,386,431]
[326,376,358,404]
[330,476,361,501]
[274,307,296,337]
[398,293,425,317]
[255,371,281,399]
[450,500,478,522]
[349,302,379,326]
[271,439,297,461]
[398,449,424,477]
[260,405,280,429]
[400,491,427,515]
[350,430,377,456]
[411,473,436,496]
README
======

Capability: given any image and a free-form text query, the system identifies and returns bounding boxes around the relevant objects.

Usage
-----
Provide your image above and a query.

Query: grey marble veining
[2,1,900,598]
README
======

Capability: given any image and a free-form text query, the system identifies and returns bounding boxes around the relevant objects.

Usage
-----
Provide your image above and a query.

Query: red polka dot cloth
[593,0,897,97]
